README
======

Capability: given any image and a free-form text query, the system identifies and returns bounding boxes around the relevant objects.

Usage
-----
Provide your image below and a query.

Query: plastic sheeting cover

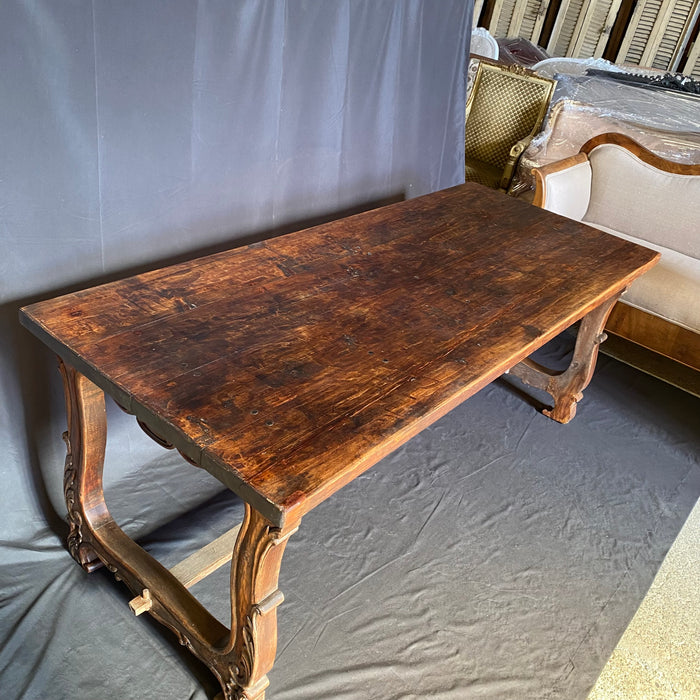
[512,74,700,195]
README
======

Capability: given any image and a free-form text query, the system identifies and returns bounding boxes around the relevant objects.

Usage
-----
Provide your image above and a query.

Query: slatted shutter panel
[618,0,699,71]
[668,0,700,70]
[684,33,700,76]
[488,0,551,41]
[650,0,697,68]
[618,0,662,65]
[547,0,587,55]
[547,0,622,57]
[489,0,517,36]
[474,0,485,27]
[585,0,625,56]
[510,0,552,38]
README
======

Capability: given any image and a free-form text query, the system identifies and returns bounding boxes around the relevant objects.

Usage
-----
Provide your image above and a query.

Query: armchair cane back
[465,60,556,191]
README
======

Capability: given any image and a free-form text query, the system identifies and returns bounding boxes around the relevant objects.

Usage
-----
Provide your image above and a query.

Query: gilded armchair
[465,60,556,191]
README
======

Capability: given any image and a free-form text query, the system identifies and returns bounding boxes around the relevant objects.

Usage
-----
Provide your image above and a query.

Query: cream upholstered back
[534,135,700,340]
[539,160,592,221]
[582,144,700,259]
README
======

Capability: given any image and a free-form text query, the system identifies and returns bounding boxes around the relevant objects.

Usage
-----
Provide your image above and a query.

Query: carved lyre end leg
[58,358,298,699]
[216,505,300,700]
[58,358,107,571]
[509,294,621,424]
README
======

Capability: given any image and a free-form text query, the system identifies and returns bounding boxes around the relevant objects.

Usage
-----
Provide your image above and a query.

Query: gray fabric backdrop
[2,3,699,700]
[0,0,471,546]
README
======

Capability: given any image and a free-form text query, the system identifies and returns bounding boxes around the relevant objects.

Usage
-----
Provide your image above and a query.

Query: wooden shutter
[488,0,551,42]
[474,0,486,27]
[683,35,700,77]
[547,0,624,57]
[617,0,700,71]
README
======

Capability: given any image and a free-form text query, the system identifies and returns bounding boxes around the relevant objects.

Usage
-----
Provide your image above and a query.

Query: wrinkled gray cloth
[2,337,699,699]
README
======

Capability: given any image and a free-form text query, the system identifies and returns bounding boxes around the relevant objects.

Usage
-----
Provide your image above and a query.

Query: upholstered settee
[532,133,700,375]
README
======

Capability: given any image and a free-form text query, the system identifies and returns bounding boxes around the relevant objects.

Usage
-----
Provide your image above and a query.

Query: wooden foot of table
[58,359,299,700]
[507,294,621,424]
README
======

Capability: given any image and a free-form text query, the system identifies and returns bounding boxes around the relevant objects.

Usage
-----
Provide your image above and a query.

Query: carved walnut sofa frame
[533,132,700,377]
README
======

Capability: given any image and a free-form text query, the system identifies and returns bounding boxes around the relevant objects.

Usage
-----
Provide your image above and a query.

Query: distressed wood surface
[21,183,658,526]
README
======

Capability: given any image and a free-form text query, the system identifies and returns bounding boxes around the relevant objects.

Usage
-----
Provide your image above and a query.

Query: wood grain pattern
[170,524,242,589]
[23,184,660,700]
[59,360,108,572]
[21,183,659,526]
[606,302,700,371]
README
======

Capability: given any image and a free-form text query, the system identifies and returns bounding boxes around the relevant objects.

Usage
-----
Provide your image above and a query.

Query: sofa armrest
[532,153,592,221]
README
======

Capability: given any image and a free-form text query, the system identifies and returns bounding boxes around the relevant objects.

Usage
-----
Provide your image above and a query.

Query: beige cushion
[590,224,700,334]
[583,144,700,259]
[542,160,591,221]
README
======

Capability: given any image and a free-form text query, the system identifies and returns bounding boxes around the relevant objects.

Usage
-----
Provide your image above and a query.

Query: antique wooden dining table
[20,183,658,699]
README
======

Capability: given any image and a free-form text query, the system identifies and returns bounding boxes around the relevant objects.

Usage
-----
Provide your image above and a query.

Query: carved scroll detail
[59,360,104,572]
[176,630,196,654]
[218,509,298,700]
[57,358,299,700]
[235,609,259,687]
[223,671,269,700]
[58,360,106,572]
[62,430,85,564]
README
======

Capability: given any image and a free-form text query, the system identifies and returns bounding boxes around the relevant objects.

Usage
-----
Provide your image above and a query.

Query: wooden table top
[21,184,658,526]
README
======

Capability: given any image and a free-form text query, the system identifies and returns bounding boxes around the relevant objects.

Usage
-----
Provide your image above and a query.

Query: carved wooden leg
[58,358,108,571]
[216,505,299,700]
[508,294,621,423]
[126,504,299,700]
[57,360,299,699]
